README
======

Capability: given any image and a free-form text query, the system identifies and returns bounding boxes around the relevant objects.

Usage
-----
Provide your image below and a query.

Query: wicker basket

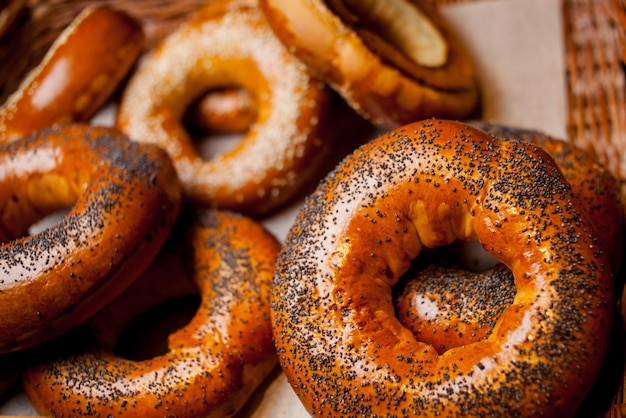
[1,0,625,416]
[566,1,626,414]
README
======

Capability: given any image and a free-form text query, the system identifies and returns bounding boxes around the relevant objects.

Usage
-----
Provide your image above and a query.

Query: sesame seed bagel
[117,0,333,216]
[0,124,181,353]
[271,119,614,417]
[0,5,144,145]
[23,209,280,418]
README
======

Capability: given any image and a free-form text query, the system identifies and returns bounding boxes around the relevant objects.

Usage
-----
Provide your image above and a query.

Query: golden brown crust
[0,5,144,145]
[0,124,181,353]
[470,121,623,273]
[23,209,279,418]
[272,119,614,417]
[117,0,334,216]
[259,0,479,128]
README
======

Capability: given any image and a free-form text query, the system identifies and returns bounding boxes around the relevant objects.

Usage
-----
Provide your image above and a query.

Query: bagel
[259,0,479,128]
[271,119,614,416]
[23,209,280,418]
[0,124,181,353]
[0,5,144,145]
[117,0,333,216]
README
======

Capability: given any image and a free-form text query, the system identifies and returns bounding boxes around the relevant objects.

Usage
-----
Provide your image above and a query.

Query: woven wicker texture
[0,0,625,416]
[564,1,625,416]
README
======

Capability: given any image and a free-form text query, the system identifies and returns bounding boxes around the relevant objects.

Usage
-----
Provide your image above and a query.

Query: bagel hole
[114,294,201,361]
[394,240,514,354]
[434,239,500,273]
[183,87,256,160]
[193,131,245,161]
[395,240,500,295]
[26,207,70,236]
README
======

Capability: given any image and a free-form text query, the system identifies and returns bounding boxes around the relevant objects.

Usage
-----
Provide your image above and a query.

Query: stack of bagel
[0,0,623,417]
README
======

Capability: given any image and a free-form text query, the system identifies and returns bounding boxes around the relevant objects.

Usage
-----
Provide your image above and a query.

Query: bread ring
[117,0,333,216]
[272,119,614,416]
[23,209,280,418]
[187,88,258,133]
[0,124,181,353]
[0,5,144,145]
[259,0,479,128]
